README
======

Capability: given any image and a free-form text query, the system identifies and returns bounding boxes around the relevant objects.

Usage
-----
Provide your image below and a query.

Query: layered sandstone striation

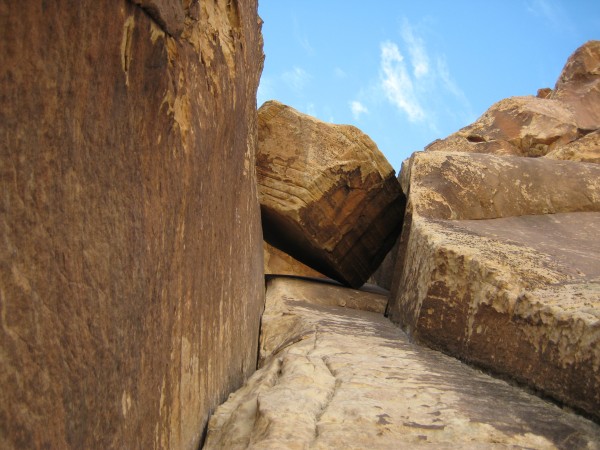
[426,41,600,159]
[387,151,600,421]
[204,277,600,448]
[1,1,264,449]
[257,100,405,288]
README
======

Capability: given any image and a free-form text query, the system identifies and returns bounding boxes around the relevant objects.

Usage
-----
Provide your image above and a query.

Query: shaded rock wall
[0,1,264,449]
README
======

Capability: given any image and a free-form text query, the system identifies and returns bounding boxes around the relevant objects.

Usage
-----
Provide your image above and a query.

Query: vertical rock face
[0,1,264,449]
[257,100,405,288]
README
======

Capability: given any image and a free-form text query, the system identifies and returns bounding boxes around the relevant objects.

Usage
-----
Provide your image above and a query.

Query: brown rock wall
[544,129,600,163]
[388,150,600,421]
[0,1,264,449]
[406,151,600,220]
[551,40,600,131]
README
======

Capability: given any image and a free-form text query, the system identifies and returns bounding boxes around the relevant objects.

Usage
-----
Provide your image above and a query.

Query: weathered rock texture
[264,241,326,279]
[426,41,600,159]
[544,129,600,163]
[204,277,600,448]
[1,1,264,449]
[551,40,600,131]
[388,151,600,422]
[257,100,405,288]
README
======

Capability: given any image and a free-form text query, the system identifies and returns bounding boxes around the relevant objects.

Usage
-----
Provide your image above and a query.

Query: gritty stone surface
[404,151,600,221]
[425,96,579,157]
[388,150,600,422]
[257,100,405,288]
[204,277,600,449]
[544,130,600,164]
[0,1,264,449]
[551,40,600,131]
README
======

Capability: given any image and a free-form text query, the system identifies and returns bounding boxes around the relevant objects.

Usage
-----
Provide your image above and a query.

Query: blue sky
[257,0,600,172]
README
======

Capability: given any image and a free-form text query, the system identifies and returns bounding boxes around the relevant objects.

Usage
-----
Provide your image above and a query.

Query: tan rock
[544,129,600,163]
[204,277,600,449]
[388,151,600,421]
[551,40,600,131]
[0,1,264,449]
[426,42,600,158]
[425,96,579,157]
[257,100,405,288]
[537,87,553,99]
[264,241,326,279]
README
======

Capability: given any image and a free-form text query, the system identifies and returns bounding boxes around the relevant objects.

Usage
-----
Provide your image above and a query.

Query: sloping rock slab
[257,100,405,288]
[204,277,600,449]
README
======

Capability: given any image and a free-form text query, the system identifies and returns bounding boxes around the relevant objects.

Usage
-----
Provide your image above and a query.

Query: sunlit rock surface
[387,151,600,421]
[425,41,600,159]
[204,277,600,449]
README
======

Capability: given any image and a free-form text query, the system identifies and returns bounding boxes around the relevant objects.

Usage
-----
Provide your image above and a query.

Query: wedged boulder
[204,277,600,448]
[264,241,326,279]
[257,100,405,288]
[544,129,600,163]
[387,151,600,421]
[1,1,264,449]
[550,40,600,131]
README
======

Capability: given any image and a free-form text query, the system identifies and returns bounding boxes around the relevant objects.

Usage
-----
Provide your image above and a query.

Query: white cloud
[526,0,574,32]
[401,20,429,79]
[375,20,472,128]
[379,41,425,122]
[334,67,347,78]
[282,67,311,93]
[527,0,558,24]
[306,102,317,117]
[293,16,315,56]
[350,101,369,120]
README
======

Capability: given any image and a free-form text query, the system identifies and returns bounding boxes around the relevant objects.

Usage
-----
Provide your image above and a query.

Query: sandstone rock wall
[388,151,600,421]
[0,1,264,449]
